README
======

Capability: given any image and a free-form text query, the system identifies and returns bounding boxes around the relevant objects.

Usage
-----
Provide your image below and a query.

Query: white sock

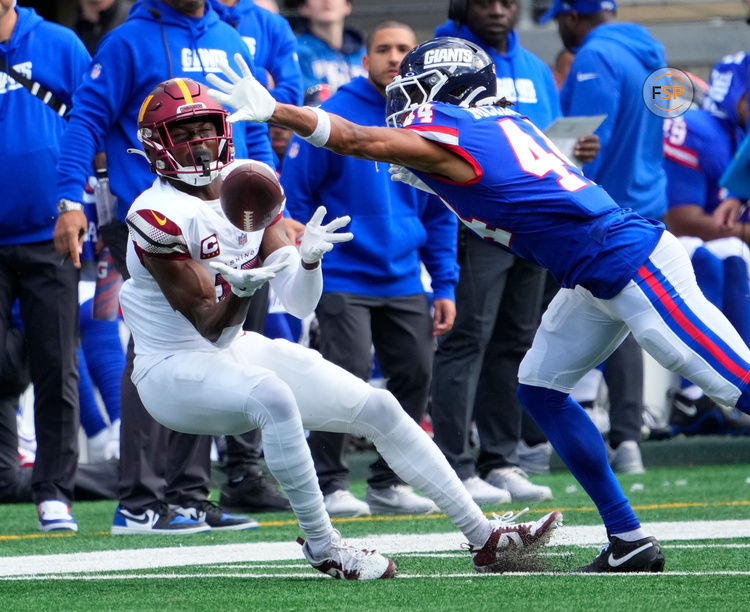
[612,527,648,542]
[680,384,703,401]
[353,390,491,548]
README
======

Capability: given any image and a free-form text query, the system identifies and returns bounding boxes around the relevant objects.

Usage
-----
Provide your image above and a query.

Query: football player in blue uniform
[663,52,750,433]
[208,36,750,573]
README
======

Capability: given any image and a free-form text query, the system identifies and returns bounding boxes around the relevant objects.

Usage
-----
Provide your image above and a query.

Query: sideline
[1,519,749,577]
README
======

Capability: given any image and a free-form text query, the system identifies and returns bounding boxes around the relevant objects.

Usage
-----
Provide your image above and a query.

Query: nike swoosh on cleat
[608,542,654,567]
[674,400,698,417]
[120,511,153,525]
[576,72,598,82]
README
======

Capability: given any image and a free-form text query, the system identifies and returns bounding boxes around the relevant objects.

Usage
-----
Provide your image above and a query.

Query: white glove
[206,53,276,123]
[388,164,436,195]
[209,254,291,298]
[299,206,353,265]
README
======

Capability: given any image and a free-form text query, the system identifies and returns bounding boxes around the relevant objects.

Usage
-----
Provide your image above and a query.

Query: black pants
[602,333,644,447]
[431,231,546,480]
[0,241,80,504]
[310,292,434,493]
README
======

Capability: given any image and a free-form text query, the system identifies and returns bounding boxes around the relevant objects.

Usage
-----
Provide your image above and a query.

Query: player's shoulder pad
[126,205,190,260]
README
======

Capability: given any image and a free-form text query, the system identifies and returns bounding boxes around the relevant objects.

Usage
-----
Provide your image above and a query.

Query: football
[220,161,285,232]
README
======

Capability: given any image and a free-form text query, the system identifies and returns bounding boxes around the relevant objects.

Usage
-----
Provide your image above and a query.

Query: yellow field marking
[0,532,76,542]
[3,498,749,541]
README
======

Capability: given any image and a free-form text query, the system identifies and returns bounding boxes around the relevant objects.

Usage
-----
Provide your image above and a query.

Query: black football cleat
[576,535,665,573]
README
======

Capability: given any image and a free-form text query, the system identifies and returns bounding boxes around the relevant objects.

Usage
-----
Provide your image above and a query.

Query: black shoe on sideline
[576,536,665,573]
[220,473,292,513]
[171,500,258,531]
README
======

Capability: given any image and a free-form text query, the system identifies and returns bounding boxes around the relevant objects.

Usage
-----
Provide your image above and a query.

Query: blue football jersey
[403,103,665,299]
[663,109,738,215]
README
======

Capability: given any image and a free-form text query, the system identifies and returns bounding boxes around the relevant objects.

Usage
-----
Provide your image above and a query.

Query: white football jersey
[119,161,279,381]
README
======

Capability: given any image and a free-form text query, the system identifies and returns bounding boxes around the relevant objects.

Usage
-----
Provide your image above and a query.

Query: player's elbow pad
[266,245,323,318]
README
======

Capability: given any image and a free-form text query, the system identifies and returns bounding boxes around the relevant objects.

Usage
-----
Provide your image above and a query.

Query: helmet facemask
[144,117,230,186]
[137,78,234,186]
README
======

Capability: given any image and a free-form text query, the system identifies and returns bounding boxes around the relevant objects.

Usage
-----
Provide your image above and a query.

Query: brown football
[220,161,284,232]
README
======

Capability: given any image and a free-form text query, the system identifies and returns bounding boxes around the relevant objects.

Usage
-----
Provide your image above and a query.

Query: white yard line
[5,570,750,581]
[1,519,749,578]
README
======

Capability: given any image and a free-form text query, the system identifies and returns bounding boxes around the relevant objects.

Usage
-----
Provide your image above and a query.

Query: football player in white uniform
[117,77,562,579]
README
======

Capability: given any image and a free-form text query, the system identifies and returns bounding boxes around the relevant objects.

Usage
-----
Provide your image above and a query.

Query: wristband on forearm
[300,106,331,147]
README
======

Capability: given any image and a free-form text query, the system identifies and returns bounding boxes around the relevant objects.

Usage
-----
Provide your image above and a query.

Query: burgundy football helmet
[137,77,233,186]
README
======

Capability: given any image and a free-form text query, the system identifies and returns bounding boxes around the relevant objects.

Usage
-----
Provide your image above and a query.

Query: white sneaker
[517,440,552,475]
[298,529,397,580]
[38,500,78,532]
[609,440,645,474]
[461,476,512,506]
[485,467,553,502]
[365,484,438,515]
[323,490,371,518]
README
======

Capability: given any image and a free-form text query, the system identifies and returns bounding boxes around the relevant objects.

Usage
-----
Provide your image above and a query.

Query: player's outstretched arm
[207,54,476,182]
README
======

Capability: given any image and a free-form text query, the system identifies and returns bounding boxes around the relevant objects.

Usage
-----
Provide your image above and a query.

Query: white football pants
[135,332,489,547]
[519,231,750,409]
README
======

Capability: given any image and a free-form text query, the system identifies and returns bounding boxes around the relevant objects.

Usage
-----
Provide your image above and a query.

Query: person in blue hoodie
[210,0,301,106]
[293,0,366,93]
[53,0,271,535]
[281,21,459,518]
[429,0,598,507]
[541,0,668,474]
[0,1,90,532]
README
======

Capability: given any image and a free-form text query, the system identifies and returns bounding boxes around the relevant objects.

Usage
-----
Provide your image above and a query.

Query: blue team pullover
[281,76,459,300]
[434,21,561,129]
[295,24,366,93]
[208,0,302,105]
[0,7,90,244]
[561,23,667,219]
[57,0,273,221]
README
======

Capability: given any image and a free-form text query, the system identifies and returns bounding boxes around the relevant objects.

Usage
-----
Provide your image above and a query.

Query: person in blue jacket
[53,0,269,535]
[281,21,459,517]
[0,1,90,532]
[543,0,667,219]
[210,0,301,106]
[293,0,366,93]
[542,0,668,473]
[429,0,597,506]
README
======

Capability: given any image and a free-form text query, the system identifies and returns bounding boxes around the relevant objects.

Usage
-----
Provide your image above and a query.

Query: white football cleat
[469,508,562,573]
[298,530,397,580]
